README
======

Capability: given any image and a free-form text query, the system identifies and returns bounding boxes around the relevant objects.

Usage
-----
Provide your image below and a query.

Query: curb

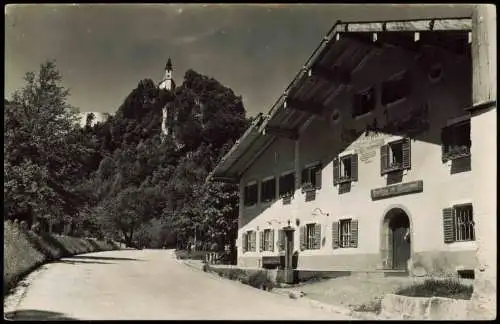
[4,264,49,314]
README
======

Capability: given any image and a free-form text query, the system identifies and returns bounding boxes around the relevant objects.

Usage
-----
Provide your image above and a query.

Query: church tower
[159,58,176,140]
[159,58,174,91]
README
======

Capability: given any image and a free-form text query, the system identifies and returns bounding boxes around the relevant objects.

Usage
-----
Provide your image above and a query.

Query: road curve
[4,249,353,320]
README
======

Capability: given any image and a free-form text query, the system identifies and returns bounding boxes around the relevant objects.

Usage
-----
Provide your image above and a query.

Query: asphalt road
[4,249,353,320]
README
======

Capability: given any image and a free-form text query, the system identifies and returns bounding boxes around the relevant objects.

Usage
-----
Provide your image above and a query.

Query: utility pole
[467,4,497,320]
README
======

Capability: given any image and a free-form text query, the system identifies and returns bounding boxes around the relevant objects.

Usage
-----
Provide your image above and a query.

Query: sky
[5,4,474,117]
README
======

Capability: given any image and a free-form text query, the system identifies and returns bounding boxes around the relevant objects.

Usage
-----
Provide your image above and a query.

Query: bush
[248,271,274,291]
[228,269,245,280]
[352,297,383,314]
[174,250,206,261]
[395,278,473,300]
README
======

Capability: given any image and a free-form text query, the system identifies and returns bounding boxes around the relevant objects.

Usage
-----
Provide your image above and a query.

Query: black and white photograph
[4,3,496,320]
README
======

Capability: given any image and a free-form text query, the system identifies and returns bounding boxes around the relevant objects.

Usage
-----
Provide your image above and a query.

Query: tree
[4,61,90,226]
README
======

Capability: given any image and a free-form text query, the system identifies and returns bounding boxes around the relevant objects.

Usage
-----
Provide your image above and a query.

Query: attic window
[331,109,341,123]
[261,177,276,203]
[381,71,411,106]
[279,172,295,198]
[301,163,322,191]
[353,87,376,118]
[244,182,258,207]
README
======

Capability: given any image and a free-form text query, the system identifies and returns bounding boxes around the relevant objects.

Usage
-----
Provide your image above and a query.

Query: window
[244,182,258,206]
[340,219,352,248]
[306,224,316,250]
[279,172,295,198]
[261,177,276,203]
[352,86,376,118]
[389,141,403,169]
[300,223,321,250]
[455,205,475,242]
[381,71,411,106]
[333,154,358,185]
[301,163,322,190]
[443,204,475,243]
[441,119,471,162]
[332,220,358,249]
[242,230,256,252]
[277,229,286,252]
[260,229,274,252]
[380,138,411,175]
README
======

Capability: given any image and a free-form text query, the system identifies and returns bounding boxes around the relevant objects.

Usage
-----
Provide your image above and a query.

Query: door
[392,226,411,270]
[285,230,294,270]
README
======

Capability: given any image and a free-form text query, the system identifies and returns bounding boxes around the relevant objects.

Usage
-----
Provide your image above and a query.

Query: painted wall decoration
[341,126,388,164]
[339,102,430,164]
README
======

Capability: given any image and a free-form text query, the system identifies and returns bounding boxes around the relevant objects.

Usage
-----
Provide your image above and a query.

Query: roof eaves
[207,113,265,182]
[207,16,473,183]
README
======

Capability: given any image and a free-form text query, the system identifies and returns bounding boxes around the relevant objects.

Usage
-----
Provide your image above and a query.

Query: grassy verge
[203,264,275,291]
[174,249,207,261]
[3,221,122,295]
[395,278,473,300]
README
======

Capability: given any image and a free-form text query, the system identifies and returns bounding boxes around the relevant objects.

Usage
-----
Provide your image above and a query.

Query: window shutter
[441,127,450,163]
[278,229,285,251]
[249,232,255,251]
[333,157,340,185]
[351,154,358,182]
[314,223,322,249]
[332,221,340,249]
[269,230,275,252]
[402,138,411,170]
[269,229,274,252]
[301,169,308,185]
[443,208,455,243]
[350,220,358,248]
[299,226,306,250]
[380,144,389,175]
[314,167,322,189]
[242,232,248,252]
[259,231,264,252]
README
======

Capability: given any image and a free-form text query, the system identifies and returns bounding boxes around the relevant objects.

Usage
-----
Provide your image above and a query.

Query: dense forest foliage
[4,61,251,252]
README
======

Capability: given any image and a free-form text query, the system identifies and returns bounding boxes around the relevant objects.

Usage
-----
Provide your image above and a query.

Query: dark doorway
[381,208,411,270]
[285,229,295,269]
[282,227,296,284]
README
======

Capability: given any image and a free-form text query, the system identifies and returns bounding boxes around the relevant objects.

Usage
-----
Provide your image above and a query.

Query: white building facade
[210,17,490,278]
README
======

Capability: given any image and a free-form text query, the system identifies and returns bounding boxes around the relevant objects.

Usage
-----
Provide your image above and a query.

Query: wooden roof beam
[264,125,299,140]
[342,31,470,57]
[311,64,352,85]
[286,97,325,115]
[342,31,421,52]
[209,175,240,184]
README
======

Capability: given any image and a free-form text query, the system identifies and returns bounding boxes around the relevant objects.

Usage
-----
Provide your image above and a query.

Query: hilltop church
[159,58,177,140]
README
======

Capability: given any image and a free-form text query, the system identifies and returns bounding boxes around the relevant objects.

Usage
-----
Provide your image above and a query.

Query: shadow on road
[4,309,78,321]
[69,255,142,262]
[58,259,113,265]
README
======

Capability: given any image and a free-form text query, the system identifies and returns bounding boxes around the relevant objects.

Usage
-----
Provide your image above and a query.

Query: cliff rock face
[102,69,247,153]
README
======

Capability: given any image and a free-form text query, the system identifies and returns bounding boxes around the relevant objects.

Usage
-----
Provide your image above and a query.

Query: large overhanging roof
[208,17,472,183]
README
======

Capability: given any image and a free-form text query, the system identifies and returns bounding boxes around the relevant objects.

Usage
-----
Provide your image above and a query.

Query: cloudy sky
[5,4,473,117]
